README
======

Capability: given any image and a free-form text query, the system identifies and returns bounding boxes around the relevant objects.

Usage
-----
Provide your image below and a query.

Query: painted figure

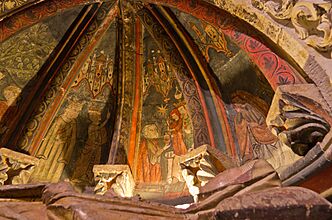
[168,108,188,156]
[137,124,163,183]
[232,92,278,163]
[33,101,83,182]
[71,108,110,184]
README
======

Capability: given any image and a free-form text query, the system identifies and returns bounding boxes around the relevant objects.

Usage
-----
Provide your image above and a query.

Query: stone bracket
[93,164,135,197]
[179,145,235,202]
[0,148,39,185]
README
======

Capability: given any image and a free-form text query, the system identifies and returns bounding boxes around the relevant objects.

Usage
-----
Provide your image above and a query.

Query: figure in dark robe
[71,109,110,185]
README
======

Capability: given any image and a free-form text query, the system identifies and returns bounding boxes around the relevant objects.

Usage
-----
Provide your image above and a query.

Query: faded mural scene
[0,1,332,219]
[134,31,194,196]
[31,19,118,187]
[173,9,301,172]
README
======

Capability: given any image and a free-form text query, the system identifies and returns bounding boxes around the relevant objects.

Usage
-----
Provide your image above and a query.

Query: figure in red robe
[232,92,278,163]
[169,108,188,156]
[137,124,162,183]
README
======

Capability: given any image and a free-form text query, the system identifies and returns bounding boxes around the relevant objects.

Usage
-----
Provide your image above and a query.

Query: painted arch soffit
[0,0,325,67]
[0,0,113,42]
[0,0,37,16]
[144,0,332,78]
[0,7,82,142]
[0,0,324,160]
[2,0,331,86]
[139,0,332,113]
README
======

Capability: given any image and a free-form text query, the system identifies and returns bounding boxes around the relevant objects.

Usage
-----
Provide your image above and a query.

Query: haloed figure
[0,85,21,134]
[232,92,279,163]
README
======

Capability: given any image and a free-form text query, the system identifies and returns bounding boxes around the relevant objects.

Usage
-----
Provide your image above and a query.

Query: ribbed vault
[2,0,331,199]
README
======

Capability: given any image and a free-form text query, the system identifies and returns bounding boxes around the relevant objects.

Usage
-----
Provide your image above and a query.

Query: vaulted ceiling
[0,0,323,198]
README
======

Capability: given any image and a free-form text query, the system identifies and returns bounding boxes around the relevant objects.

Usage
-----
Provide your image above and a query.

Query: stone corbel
[179,145,235,202]
[0,148,39,185]
[93,164,135,197]
[252,0,332,57]
[266,84,332,156]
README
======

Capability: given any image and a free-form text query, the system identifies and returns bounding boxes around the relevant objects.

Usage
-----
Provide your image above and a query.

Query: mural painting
[0,8,82,138]
[230,90,301,171]
[1,2,332,217]
[171,8,239,69]
[172,9,301,170]
[31,21,118,186]
[134,31,194,195]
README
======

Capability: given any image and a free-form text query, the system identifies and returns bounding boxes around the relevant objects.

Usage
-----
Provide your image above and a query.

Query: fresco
[132,30,194,196]
[172,9,300,168]
[0,7,82,138]
[32,21,118,186]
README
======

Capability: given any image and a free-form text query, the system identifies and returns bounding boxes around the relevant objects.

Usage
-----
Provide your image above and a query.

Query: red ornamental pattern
[223,28,299,89]
[148,0,306,90]
[1,0,307,89]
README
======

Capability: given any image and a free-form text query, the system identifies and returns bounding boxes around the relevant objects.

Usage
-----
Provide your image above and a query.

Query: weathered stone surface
[267,84,332,156]
[0,179,331,219]
[211,187,332,220]
[93,164,135,197]
[0,148,39,185]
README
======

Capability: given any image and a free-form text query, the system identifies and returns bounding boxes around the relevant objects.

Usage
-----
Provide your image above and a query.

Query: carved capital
[267,84,332,156]
[179,145,235,202]
[93,165,135,197]
[0,148,38,185]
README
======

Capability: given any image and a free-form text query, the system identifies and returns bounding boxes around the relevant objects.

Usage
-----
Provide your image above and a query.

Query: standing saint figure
[137,124,163,183]
[32,101,83,182]
[71,108,110,185]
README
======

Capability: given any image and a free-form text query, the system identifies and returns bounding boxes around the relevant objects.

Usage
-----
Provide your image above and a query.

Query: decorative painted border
[145,0,306,90]
[16,2,118,153]
[0,0,98,42]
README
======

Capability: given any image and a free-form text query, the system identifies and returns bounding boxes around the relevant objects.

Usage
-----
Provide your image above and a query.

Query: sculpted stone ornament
[252,0,332,56]
[0,148,38,185]
[93,164,135,197]
[179,145,235,202]
[267,84,332,156]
